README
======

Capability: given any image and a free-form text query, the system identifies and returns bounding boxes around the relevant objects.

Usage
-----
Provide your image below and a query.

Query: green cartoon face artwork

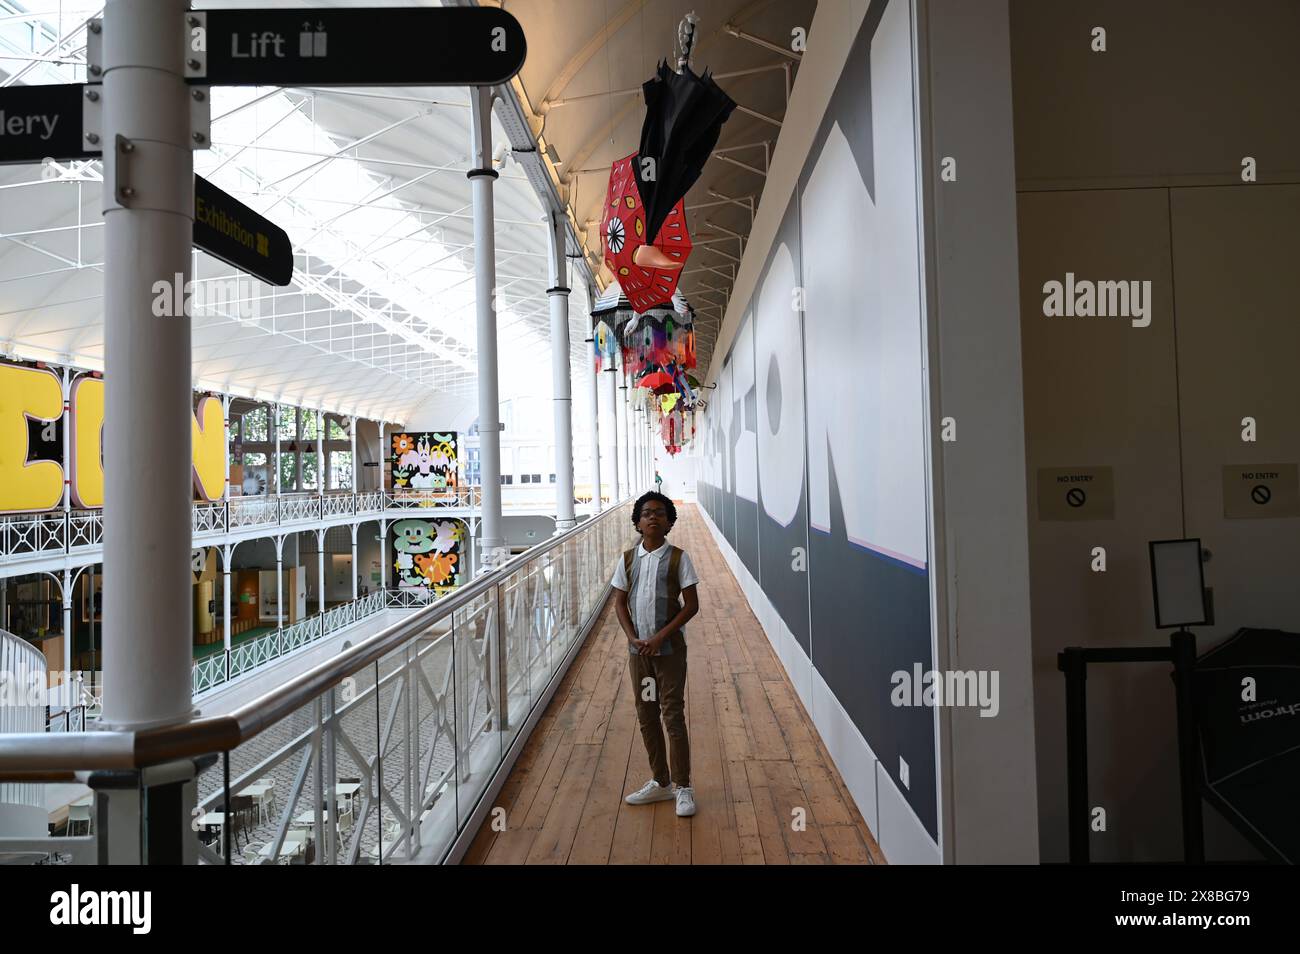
[393,519,437,554]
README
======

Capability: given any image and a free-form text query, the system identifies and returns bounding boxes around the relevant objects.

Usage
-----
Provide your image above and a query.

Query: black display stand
[1057,630,1204,863]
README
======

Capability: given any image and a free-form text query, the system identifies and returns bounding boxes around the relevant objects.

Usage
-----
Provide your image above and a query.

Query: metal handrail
[0,499,633,776]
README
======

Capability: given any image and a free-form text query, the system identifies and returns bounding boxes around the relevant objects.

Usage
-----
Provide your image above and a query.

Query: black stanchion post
[1059,646,1090,864]
[1170,629,1205,863]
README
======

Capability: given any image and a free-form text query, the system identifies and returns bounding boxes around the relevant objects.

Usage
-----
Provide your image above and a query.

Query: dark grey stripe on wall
[700,0,938,840]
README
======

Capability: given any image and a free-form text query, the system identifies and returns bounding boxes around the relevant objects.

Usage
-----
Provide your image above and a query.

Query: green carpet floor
[192,625,276,659]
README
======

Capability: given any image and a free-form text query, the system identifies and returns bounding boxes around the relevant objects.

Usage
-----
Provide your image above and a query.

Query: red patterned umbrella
[602,152,692,314]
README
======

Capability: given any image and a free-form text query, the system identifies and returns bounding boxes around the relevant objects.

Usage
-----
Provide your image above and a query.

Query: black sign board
[193,7,526,87]
[0,84,97,166]
[193,174,293,286]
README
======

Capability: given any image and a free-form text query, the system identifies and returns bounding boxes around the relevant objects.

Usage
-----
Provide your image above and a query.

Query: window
[330,451,353,490]
[275,405,296,441]
[279,454,297,491]
[520,474,531,484]
[533,474,542,483]
[300,452,319,490]
[327,418,348,441]
[301,411,320,440]
[500,475,513,485]
[241,406,268,441]
[549,474,556,483]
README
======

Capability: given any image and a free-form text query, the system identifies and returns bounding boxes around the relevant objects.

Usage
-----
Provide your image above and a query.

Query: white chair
[66,803,92,837]
[242,842,266,864]
[259,777,278,819]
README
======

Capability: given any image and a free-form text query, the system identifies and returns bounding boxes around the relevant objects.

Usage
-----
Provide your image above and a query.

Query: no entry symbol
[1251,484,1272,505]
[1066,488,1087,508]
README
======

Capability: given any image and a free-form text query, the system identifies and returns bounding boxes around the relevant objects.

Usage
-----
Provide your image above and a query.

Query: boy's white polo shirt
[611,540,699,640]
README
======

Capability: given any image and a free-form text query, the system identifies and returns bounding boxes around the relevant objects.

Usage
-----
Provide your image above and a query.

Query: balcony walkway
[463,504,885,865]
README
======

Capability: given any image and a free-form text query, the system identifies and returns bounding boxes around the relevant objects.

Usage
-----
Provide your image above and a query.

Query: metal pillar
[100,0,195,728]
[61,567,72,675]
[547,211,576,532]
[350,524,359,600]
[222,394,232,500]
[349,417,357,493]
[587,303,603,513]
[295,407,303,492]
[604,365,620,505]
[275,539,284,629]
[222,546,232,654]
[273,403,281,495]
[469,85,506,569]
[379,520,389,591]
[316,410,324,493]
[617,362,630,498]
[61,369,71,517]
[317,530,326,618]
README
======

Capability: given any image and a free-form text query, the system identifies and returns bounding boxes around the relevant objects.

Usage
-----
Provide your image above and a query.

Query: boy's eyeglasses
[640,508,668,517]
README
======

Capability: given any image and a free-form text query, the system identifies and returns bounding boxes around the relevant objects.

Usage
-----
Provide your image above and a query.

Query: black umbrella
[635,59,736,247]
[1193,627,1300,862]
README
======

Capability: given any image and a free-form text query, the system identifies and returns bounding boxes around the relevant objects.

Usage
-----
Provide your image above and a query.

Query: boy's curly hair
[631,491,677,532]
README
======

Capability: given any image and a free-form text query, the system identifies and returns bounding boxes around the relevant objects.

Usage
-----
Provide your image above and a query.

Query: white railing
[1,486,576,566]
[0,499,636,866]
[190,590,394,697]
[228,495,278,529]
[0,512,67,559]
[66,511,103,551]
[277,494,320,524]
[385,587,436,608]
[192,501,225,535]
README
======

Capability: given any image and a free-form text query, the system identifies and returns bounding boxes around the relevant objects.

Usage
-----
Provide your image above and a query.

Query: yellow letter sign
[0,364,64,513]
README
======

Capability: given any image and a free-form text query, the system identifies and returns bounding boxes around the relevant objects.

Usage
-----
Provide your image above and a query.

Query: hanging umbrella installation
[602,153,693,313]
[636,58,737,250]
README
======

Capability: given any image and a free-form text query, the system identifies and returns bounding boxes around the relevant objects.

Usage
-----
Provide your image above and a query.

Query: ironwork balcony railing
[0,498,633,865]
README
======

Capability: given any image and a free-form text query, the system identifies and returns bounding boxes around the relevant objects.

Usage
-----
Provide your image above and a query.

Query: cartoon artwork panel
[389,431,458,491]
[391,517,465,598]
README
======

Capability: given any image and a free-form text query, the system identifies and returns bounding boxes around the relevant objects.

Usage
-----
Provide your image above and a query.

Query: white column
[350,524,358,600]
[275,542,284,629]
[62,568,72,676]
[222,546,232,653]
[222,394,232,500]
[316,409,325,494]
[547,211,576,532]
[604,364,620,505]
[61,369,71,516]
[273,403,281,495]
[379,520,389,590]
[100,0,195,728]
[317,530,326,618]
[349,417,357,493]
[469,86,506,569]
[587,312,603,514]
[615,353,630,499]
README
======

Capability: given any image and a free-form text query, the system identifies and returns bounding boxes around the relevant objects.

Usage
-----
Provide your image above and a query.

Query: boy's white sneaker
[675,786,696,817]
[625,780,676,805]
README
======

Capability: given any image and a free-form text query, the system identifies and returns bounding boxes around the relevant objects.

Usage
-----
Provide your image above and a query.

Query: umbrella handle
[676,12,699,73]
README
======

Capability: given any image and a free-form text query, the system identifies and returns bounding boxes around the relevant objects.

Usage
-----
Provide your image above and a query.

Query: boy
[611,491,700,817]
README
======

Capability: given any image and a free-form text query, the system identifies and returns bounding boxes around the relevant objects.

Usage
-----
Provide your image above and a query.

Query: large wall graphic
[698,0,938,839]
[391,517,466,598]
[389,431,458,491]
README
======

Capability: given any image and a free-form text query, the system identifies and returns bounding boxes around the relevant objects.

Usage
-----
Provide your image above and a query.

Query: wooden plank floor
[462,503,886,865]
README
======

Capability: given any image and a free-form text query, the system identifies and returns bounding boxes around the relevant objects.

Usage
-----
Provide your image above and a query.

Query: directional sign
[0,84,98,166]
[189,7,526,87]
[193,175,293,286]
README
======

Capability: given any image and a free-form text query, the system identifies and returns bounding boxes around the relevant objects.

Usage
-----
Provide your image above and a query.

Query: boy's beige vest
[622,545,686,656]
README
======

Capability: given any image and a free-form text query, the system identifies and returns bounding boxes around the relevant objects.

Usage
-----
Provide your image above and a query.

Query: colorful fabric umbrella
[602,152,692,313]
